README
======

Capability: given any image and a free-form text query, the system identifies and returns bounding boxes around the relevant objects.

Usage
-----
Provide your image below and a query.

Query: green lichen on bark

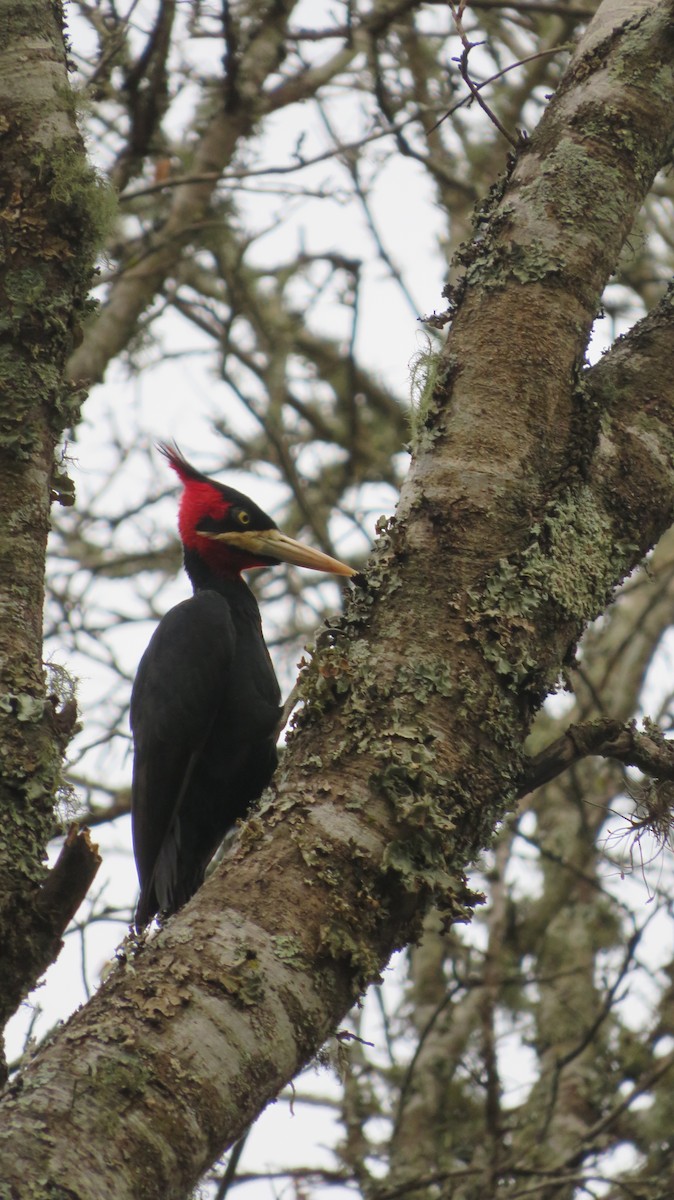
[466,484,636,705]
[281,535,494,959]
[0,0,107,1030]
[408,339,448,448]
[92,1053,154,1137]
[0,132,113,451]
[271,935,307,968]
[278,457,644,992]
[521,486,632,620]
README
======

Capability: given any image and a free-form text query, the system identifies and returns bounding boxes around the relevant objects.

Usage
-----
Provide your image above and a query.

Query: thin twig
[214,1128,250,1200]
[429,43,573,133]
[448,2,520,145]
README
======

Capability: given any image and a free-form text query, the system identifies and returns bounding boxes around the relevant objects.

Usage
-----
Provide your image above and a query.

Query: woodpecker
[131,443,356,927]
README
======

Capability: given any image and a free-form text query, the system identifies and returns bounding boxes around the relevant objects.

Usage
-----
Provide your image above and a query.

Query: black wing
[131,590,246,926]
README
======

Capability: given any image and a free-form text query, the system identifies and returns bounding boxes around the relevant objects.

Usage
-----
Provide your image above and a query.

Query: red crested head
[157,442,358,586]
[158,442,279,579]
[159,444,229,549]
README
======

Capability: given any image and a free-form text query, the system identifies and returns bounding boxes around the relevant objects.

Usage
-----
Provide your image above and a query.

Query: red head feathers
[158,443,358,581]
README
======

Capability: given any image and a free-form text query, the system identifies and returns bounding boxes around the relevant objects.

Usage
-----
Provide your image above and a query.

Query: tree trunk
[0,0,104,1036]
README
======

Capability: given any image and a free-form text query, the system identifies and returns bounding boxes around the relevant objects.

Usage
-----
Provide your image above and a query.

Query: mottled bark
[0,0,102,1031]
[1,1,674,1196]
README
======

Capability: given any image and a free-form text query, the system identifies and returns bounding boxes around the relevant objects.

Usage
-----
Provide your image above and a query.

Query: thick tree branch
[585,285,674,550]
[520,717,674,795]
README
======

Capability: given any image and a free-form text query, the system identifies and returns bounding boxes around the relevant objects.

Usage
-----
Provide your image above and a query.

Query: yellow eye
[237,509,251,526]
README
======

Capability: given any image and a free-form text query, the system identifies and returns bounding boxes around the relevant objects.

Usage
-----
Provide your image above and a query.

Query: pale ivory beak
[200,528,358,577]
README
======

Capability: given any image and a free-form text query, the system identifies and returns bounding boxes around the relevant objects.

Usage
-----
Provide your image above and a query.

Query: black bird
[131,444,356,928]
